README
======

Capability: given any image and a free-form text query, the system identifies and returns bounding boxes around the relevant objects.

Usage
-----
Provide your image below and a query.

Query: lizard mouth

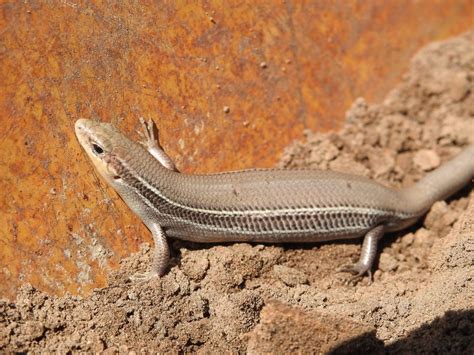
[74,118,94,149]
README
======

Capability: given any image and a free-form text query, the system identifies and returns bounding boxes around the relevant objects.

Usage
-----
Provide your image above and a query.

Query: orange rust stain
[0,1,472,299]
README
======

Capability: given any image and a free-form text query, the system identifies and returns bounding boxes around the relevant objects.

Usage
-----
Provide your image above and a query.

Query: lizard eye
[92,143,104,155]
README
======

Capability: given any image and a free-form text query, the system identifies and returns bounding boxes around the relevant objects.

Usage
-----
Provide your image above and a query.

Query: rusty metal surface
[0,1,472,299]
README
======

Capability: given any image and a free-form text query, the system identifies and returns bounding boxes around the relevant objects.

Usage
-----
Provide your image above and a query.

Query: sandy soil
[1,31,473,354]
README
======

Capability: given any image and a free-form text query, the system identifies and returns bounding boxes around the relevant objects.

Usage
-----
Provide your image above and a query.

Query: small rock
[448,72,470,101]
[401,233,415,248]
[247,302,382,354]
[379,253,399,272]
[345,97,369,123]
[321,141,340,161]
[329,155,369,177]
[102,346,118,355]
[22,321,45,341]
[397,299,411,318]
[440,115,473,145]
[119,345,130,353]
[92,337,106,352]
[161,275,181,296]
[187,294,210,321]
[422,69,450,94]
[413,149,440,171]
[394,281,408,296]
[273,265,308,287]
[424,201,449,230]
[181,250,210,281]
[368,149,396,177]
[385,303,397,321]
[413,228,433,246]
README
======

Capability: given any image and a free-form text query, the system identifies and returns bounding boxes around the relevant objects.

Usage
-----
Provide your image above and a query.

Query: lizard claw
[129,270,159,284]
[337,262,372,285]
[138,117,161,151]
[136,118,178,171]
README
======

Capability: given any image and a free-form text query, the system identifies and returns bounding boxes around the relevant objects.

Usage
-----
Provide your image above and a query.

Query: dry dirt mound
[1,31,473,353]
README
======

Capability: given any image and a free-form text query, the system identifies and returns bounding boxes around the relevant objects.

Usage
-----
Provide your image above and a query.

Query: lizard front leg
[129,223,170,282]
[129,117,175,282]
[138,117,178,171]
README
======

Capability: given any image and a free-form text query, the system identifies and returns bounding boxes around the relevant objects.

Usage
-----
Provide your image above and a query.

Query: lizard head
[75,119,132,185]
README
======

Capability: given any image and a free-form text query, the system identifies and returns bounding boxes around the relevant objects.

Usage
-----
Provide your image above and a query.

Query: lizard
[74,118,473,282]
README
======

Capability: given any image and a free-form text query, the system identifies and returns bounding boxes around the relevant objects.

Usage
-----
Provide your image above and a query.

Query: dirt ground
[1,31,473,354]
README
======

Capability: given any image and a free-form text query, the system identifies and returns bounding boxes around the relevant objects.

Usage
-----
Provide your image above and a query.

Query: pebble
[413,149,440,171]
[379,253,399,272]
[273,265,308,287]
[448,72,470,101]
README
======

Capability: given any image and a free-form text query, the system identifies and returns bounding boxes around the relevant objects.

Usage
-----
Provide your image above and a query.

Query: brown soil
[1,32,473,354]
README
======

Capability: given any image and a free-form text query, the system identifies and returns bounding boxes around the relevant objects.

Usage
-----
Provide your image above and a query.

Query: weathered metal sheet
[0,1,472,298]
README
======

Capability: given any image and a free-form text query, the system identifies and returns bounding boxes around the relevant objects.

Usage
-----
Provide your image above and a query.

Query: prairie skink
[75,118,473,281]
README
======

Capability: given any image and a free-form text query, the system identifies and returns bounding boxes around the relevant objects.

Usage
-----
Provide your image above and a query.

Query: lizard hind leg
[337,225,385,285]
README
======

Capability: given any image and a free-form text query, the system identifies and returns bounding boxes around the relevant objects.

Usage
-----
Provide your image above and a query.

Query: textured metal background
[0,1,472,299]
